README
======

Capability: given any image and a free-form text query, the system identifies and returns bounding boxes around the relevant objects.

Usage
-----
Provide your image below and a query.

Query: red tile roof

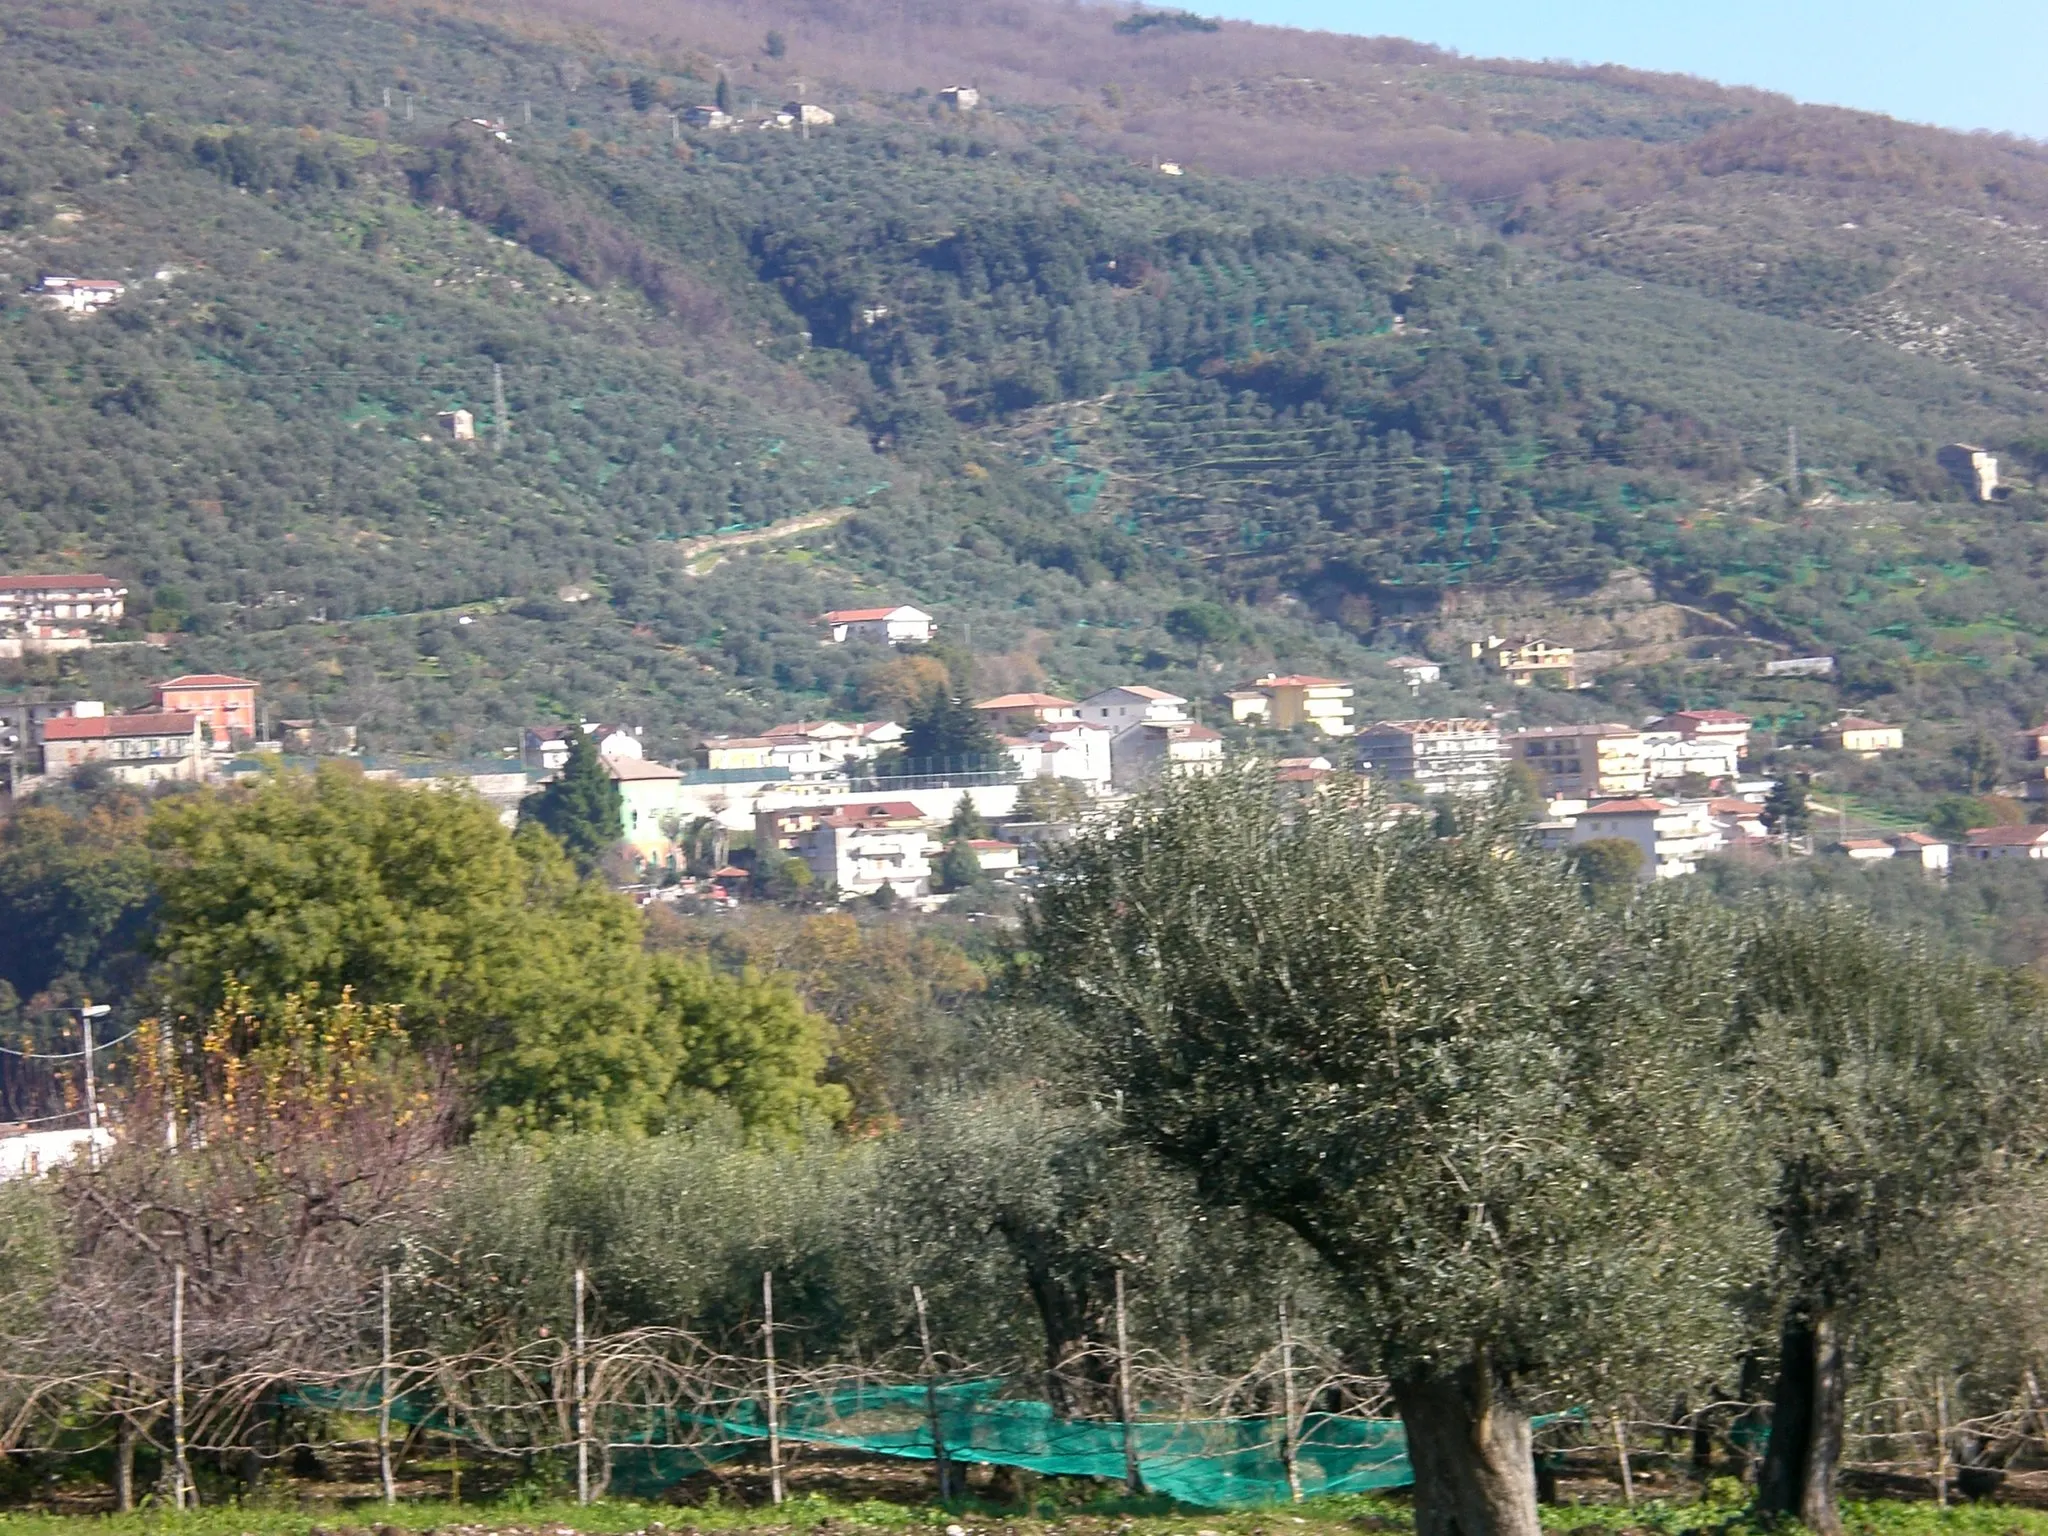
[42,712,197,741]
[1966,825,2048,846]
[0,573,124,592]
[1582,798,1671,815]
[155,674,258,689]
[974,692,1077,710]
[1257,674,1347,688]
[822,606,927,623]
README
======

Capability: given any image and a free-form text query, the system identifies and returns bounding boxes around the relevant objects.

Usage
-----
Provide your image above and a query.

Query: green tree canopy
[899,691,1002,770]
[519,729,624,874]
[1026,771,1759,1536]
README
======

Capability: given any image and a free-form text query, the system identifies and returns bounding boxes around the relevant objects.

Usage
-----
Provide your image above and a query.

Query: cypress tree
[521,728,623,874]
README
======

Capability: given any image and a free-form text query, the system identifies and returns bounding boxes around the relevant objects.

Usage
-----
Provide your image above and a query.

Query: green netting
[291,1379,1455,1508]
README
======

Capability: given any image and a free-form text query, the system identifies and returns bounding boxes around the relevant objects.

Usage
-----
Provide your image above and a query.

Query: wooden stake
[914,1285,952,1500]
[171,1263,191,1509]
[1115,1268,1143,1495]
[574,1267,590,1506]
[1278,1300,1303,1503]
[1613,1412,1635,1506]
[1935,1376,1950,1507]
[764,1270,784,1504]
[379,1267,397,1503]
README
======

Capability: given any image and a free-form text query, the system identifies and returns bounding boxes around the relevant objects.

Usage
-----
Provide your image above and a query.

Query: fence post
[764,1270,784,1504]
[1613,1412,1634,1506]
[379,1267,397,1503]
[914,1285,953,1500]
[1935,1376,1950,1507]
[1115,1268,1143,1495]
[171,1262,191,1509]
[1278,1300,1303,1503]
[574,1267,590,1505]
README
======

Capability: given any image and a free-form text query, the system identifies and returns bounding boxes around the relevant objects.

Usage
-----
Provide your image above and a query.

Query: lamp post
[49,1003,113,1162]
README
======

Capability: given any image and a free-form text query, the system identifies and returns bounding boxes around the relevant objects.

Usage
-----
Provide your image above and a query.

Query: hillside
[0,0,2043,808]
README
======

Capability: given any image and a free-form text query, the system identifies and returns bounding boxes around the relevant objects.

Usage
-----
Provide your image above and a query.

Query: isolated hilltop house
[1938,443,2002,503]
[820,605,935,644]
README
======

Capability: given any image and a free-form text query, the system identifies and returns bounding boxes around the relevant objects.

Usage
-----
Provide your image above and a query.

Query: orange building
[151,673,259,746]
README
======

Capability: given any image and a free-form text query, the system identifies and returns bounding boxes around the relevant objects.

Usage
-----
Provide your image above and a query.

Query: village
[8,574,2042,906]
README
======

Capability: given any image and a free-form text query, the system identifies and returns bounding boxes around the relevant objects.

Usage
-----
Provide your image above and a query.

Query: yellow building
[1235,674,1356,736]
[1474,635,1576,687]
[698,735,774,772]
[1822,717,1903,756]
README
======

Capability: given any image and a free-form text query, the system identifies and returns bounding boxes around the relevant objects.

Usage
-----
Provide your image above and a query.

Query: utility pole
[171,1264,191,1510]
[492,363,509,451]
[1786,425,1801,505]
[79,1002,109,1166]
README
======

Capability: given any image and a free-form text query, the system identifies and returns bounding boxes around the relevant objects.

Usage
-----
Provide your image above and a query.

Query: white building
[0,573,128,629]
[0,1126,114,1181]
[1027,719,1114,795]
[820,605,936,645]
[1111,719,1224,789]
[1641,731,1740,785]
[34,275,124,312]
[1356,718,1503,796]
[974,693,1081,729]
[522,723,643,773]
[1387,655,1441,690]
[938,85,980,110]
[1078,685,1191,735]
[1570,797,1724,880]
[761,800,934,896]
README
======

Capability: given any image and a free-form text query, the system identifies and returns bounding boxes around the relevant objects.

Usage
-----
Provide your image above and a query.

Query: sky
[1206,1,2048,141]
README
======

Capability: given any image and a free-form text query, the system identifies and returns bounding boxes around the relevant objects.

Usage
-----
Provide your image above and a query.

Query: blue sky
[1206,1,2048,140]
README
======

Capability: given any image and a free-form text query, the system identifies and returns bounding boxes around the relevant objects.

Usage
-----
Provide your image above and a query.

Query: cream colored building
[1505,725,1648,799]
[1822,717,1903,756]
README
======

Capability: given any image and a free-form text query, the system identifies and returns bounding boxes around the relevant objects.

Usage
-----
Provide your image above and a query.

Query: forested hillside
[0,0,2044,792]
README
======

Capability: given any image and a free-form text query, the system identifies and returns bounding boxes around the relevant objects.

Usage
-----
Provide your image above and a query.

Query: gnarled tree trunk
[1758,1307,1846,1536]
[1393,1358,1541,1536]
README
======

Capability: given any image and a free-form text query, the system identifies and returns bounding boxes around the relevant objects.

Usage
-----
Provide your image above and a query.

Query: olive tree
[1026,772,1759,1536]
[1732,905,2048,1534]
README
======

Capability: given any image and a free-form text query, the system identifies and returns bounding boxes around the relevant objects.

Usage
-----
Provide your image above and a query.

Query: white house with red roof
[0,573,128,629]
[757,799,934,894]
[34,276,125,313]
[1025,719,1113,794]
[819,605,935,644]
[1962,825,2048,861]
[1570,797,1723,880]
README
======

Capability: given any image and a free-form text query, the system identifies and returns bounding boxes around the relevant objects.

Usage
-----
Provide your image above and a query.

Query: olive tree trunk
[1393,1362,1542,1536]
[1758,1307,1846,1536]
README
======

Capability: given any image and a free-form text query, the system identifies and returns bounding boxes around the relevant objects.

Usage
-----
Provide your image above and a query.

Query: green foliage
[1762,774,1810,837]
[0,789,155,1003]
[1113,8,1223,34]
[520,730,624,874]
[1027,771,1760,1389]
[898,691,1002,771]
[945,792,989,842]
[1163,601,1240,648]
[145,767,837,1135]
[1563,836,1645,898]
[935,838,985,893]
[650,953,851,1137]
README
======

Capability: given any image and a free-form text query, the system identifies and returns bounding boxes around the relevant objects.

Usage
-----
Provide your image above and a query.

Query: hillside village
[11,567,2036,903]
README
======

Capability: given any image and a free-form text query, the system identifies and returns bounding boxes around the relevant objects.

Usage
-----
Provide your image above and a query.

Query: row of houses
[0,572,130,656]
[2,675,261,786]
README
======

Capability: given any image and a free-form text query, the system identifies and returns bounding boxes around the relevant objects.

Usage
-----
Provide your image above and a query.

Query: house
[606,757,689,863]
[854,720,907,757]
[1643,709,1751,784]
[1226,689,1272,724]
[1649,709,1752,753]
[1763,656,1836,679]
[965,839,1023,875]
[522,723,643,773]
[0,573,128,629]
[437,408,476,442]
[1233,675,1355,736]
[1833,837,1897,862]
[1707,796,1770,846]
[0,1125,114,1181]
[974,693,1080,730]
[357,761,538,827]
[152,674,259,747]
[697,735,776,773]
[685,105,734,128]
[764,720,866,779]
[34,276,124,312]
[1356,718,1503,796]
[1822,717,1904,756]
[1079,685,1191,736]
[784,102,835,126]
[760,801,933,896]
[1505,725,1648,799]
[1570,797,1723,881]
[1474,635,1576,687]
[1388,655,1441,690]
[938,85,980,110]
[1938,444,2002,503]
[1026,719,1114,795]
[1890,831,1952,872]
[1111,719,1224,789]
[1963,825,2048,861]
[38,711,203,784]
[820,605,936,645]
